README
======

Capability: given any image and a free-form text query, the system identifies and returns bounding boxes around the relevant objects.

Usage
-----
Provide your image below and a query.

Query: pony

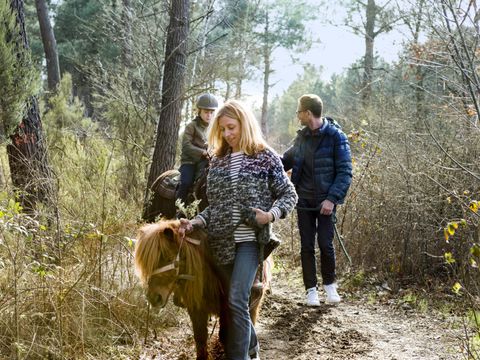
[134,220,270,360]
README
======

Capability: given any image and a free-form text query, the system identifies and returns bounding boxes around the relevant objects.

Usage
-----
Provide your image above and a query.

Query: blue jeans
[297,198,336,288]
[222,241,259,360]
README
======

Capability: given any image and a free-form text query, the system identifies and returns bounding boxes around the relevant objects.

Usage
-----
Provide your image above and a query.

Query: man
[176,93,218,211]
[282,94,352,306]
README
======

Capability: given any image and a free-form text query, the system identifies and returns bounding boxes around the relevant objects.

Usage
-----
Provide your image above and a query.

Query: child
[176,93,218,212]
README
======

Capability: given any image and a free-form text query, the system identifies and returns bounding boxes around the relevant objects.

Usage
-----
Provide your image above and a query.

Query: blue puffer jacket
[282,118,352,204]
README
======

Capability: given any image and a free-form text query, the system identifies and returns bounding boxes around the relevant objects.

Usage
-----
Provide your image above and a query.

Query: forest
[0,0,479,359]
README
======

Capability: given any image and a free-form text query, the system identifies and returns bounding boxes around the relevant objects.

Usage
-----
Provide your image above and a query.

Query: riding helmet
[196,93,218,110]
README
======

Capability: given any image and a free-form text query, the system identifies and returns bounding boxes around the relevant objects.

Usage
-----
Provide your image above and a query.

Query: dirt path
[142,271,464,360]
[257,274,462,360]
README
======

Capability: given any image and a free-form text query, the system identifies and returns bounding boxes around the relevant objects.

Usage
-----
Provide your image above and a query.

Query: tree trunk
[143,0,190,220]
[187,3,212,116]
[234,2,250,99]
[225,78,231,100]
[260,9,270,138]
[362,0,376,108]
[8,0,55,213]
[413,0,426,125]
[235,63,244,98]
[260,52,270,138]
[35,0,60,92]
[121,0,133,68]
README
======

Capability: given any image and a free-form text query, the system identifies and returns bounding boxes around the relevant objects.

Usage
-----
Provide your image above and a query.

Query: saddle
[151,169,180,200]
[151,168,208,201]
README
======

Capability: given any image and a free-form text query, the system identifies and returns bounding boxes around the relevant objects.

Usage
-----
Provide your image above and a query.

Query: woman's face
[219,115,241,152]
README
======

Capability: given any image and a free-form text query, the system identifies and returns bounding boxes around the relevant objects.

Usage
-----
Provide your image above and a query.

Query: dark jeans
[176,160,207,206]
[297,198,336,289]
[176,163,196,205]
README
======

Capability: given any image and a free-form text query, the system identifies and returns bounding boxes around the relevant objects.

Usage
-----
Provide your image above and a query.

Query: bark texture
[143,0,190,220]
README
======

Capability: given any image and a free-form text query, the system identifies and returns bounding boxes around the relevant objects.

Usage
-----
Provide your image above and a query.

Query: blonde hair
[208,99,267,157]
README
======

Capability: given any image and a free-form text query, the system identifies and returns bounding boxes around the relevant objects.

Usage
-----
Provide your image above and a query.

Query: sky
[242,22,406,108]
[242,1,411,102]
[268,24,405,96]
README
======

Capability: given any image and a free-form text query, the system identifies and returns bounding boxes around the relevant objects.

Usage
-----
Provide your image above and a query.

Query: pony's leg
[249,258,272,324]
[187,307,209,360]
[262,256,274,293]
[219,297,229,346]
[249,286,263,325]
[249,269,264,324]
[251,256,273,295]
[218,264,232,349]
[252,267,264,290]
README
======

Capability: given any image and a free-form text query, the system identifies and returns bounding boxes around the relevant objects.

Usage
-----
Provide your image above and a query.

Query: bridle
[150,235,201,279]
[148,235,201,307]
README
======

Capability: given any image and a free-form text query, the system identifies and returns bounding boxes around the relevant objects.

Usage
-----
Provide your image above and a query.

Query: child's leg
[195,159,209,180]
[176,163,196,206]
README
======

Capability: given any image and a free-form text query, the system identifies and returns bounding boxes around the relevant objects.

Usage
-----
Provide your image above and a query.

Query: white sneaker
[306,287,320,306]
[324,283,341,303]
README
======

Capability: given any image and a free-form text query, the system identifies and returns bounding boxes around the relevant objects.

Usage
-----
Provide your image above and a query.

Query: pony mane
[134,220,180,285]
[134,220,222,309]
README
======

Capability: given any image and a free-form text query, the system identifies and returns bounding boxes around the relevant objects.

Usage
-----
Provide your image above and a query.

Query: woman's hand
[178,218,204,238]
[252,208,273,225]
[178,218,193,238]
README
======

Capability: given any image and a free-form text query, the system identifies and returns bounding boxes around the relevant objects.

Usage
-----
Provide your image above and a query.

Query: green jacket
[180,116,208,164]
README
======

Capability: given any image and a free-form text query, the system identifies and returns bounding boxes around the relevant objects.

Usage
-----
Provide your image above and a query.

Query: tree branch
[187,33,228,56]
[423,116,480,182]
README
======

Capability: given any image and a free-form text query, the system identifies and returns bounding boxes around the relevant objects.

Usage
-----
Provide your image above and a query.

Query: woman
[179,100,297,360]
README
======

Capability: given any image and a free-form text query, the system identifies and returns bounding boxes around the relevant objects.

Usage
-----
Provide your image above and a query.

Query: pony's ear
[163,227,175,242]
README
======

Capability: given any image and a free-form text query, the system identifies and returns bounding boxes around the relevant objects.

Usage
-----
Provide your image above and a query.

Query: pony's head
[134,220,182,307]
[134,220,207,308]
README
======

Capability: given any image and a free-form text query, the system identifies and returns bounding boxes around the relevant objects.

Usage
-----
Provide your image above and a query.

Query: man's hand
[253,208,273,225]
[320,199,335,216]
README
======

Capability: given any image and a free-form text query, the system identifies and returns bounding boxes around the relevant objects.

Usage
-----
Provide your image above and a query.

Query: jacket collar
[195,116,208,128]
[298,118,329,138]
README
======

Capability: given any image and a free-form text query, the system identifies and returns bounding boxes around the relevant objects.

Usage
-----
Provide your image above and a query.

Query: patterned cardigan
[197,147,297,265]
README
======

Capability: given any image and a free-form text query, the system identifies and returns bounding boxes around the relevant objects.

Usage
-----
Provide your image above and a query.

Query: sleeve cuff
[269,207,282,222]
[195,215,207,228]
[326,196,338,205]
